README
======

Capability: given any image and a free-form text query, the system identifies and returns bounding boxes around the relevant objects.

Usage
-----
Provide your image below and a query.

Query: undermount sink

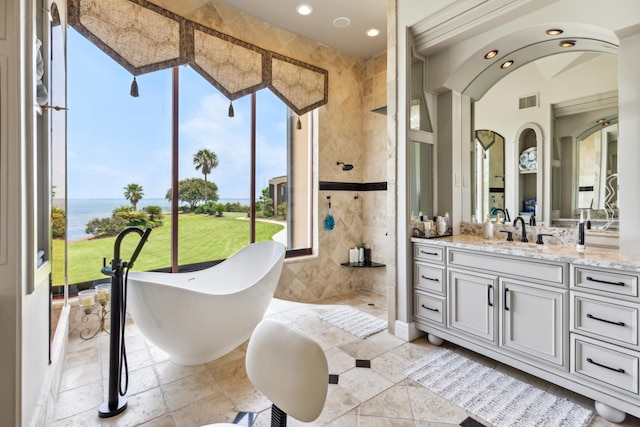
[482,241,547,250]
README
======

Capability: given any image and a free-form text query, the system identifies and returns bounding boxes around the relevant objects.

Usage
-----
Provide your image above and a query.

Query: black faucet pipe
[99,227,151,418]
[513,216,528,243]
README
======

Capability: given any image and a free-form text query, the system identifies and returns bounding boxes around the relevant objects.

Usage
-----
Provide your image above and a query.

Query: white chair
[204,319,329,427]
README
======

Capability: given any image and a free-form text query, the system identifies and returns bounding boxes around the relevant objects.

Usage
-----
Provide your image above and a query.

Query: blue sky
[64,28,287,201]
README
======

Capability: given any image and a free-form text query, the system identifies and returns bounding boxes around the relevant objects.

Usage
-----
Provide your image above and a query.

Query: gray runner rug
[318,307,387,339]
[402,349,593,427]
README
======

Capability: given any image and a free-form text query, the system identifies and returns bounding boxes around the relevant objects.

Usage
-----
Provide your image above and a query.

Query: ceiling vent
[519,93,539,110]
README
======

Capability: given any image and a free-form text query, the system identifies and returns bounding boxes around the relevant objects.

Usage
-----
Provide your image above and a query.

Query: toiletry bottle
[444,211,450,233]
[577,209,585,252]
[483,215,494,240]
[586,209,592,230]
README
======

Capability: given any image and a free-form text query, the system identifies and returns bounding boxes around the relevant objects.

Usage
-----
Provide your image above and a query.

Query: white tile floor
[54,290,640,426]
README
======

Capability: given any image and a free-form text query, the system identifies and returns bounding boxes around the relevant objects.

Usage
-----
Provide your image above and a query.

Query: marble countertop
[411,234,640,273]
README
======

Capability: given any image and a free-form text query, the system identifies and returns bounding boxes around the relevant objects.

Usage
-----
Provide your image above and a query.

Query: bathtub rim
[126,241,285,295]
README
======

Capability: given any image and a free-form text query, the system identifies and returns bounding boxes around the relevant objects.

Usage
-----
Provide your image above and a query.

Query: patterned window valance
[67,0,328,115]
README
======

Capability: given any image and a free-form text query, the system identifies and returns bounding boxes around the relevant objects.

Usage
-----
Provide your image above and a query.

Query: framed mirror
[408,48,435,221]
[553,91,618,229]
[472,130,505,222]
[410,138,434,220]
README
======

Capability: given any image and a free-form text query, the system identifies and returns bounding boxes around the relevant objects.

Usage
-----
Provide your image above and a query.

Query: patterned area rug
[402,349,594,427]
[318,307,387,339]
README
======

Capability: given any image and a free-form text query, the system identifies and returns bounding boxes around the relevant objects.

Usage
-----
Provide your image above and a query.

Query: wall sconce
[337,161,354,171]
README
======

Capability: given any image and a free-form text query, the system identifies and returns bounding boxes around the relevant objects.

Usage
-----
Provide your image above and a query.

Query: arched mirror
[473,51,618,228]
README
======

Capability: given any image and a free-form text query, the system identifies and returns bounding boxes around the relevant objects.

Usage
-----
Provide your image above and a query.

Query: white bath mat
[402,349,593,427]
[318,307,386,339]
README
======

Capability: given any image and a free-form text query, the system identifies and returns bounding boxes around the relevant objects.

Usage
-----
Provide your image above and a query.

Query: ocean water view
[58,198,250,241]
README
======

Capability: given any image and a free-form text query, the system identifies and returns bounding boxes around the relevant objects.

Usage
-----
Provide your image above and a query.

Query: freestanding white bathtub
[126,241,286,365]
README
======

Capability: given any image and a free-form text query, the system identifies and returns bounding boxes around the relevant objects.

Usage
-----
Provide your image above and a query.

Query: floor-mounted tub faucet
[513,216,528,242]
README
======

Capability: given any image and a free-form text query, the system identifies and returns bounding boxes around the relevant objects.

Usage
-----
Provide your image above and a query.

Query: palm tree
[193,149,218,203]
[124,183,144,210]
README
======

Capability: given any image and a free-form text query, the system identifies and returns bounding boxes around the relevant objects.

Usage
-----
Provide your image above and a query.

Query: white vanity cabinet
[410,237,640,421]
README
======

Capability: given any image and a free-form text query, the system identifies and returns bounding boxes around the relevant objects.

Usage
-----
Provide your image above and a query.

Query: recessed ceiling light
[296,4,313,15]
[500,60,514,69]
[366,28,380,37]
[559,40,576,48]
[546,29,563,36]
[333,17,351,28]
[484,50,498,59]
[597,118,606,124]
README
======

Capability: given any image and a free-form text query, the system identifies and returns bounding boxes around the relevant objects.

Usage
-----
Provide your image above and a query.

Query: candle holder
[79,286,111,340]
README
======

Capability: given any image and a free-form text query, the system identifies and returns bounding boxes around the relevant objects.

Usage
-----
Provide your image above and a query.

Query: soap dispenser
[483,215,494,240]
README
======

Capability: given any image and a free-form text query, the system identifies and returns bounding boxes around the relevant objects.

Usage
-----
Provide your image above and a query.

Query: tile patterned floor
[54,291,640,426]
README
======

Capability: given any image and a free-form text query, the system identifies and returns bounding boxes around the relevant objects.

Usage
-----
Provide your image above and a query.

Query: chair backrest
[246,319,328,423]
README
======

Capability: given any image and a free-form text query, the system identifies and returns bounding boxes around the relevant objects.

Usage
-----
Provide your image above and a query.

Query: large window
[53,29,313,290]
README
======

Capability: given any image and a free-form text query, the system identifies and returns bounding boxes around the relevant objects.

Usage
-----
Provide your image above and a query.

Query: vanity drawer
[573,267,638,298]
[573,336,639,394]
[414,262,445,294]
[415,291,444,325]
[448,249,565,285]
[572,294,638,347]
[414,244,444,264]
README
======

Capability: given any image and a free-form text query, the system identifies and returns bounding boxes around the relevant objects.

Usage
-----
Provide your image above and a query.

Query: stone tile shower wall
[148,0,388,302]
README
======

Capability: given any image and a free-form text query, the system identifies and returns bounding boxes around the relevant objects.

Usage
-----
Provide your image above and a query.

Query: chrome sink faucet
[513,216,528,242]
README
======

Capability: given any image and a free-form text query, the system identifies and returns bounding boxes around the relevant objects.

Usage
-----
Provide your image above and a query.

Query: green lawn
[52,213,284,285]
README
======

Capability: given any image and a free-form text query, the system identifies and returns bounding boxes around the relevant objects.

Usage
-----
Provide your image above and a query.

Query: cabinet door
[500,279,566,366]
[448,269,497,343]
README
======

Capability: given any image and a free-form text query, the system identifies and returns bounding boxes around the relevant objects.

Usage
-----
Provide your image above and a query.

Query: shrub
[195,201,224,216]
[114,209,149,226]
[224,202,249,213]
[113,205,134,215]
[85,217,128,238]
[143,205,164,220]
[277,202,287,218]
[51,206,65,239]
